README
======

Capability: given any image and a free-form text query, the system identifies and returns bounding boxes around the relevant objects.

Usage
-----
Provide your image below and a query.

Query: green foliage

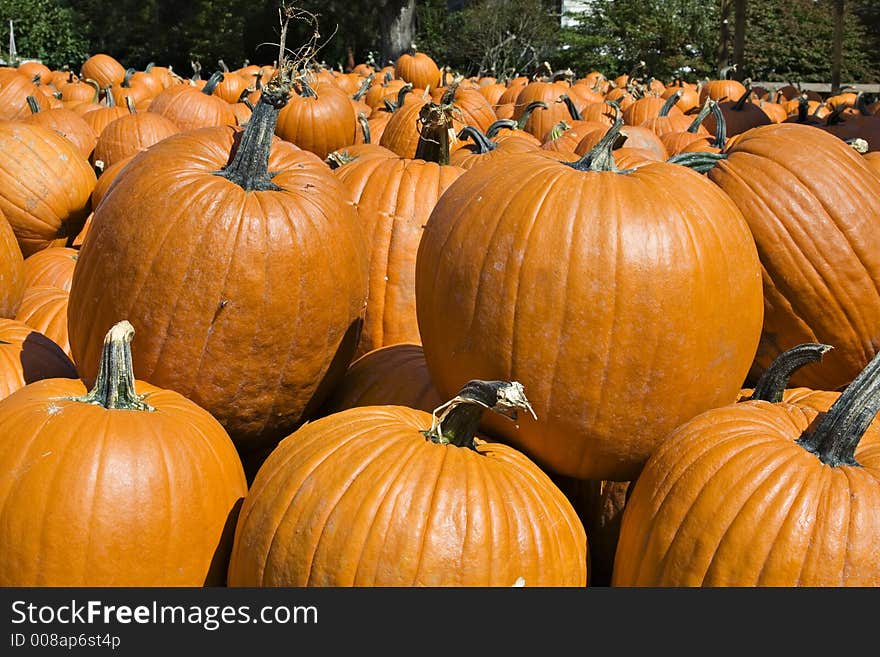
[417,0,561,77]
[742,0,877,83]
[557,0,720,81]
[0,0,88,69]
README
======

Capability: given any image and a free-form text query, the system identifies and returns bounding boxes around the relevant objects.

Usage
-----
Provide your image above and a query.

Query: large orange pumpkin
[703,123,880,390]
[227,379,587,586]
[612,344,880,586]
[68,75,369,452]
[415,109,764,482]
[333,101,465,356]
[0,320,247,585]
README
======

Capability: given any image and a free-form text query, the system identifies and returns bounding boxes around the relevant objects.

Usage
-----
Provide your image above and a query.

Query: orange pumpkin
[612,344,880,586]
[227,379,587,586]
[14,285,72,361]
[0,121,96,257]
[415,109,763,482]
[68,79,369,452]
[0,320,247,585]
[0,210,24,318]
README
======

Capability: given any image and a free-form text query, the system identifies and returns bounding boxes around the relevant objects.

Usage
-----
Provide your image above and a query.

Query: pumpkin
[332,102,464,356]
[0,320,247,585]
[0,121,96,257]
[80,53,126,88]
[703,86,773,138]
[699,66,746,104]
[415,106,764,482]
[451,125,541,170]
[147,72,237,132]
[700,123,880,391]
[227,379,587,586]
[274,77,357,159]
[612,343,880,586]
[22,96,98,160]
[865,151,880,176]
[14,285,72,361]
[394,48,441,90]
[67,71,369,452]
[0,317,77,401]
[0,210,24,318]
[0,69,52,120]
[22,246,78,291]
[317,342,443,416]
[93,104,180,168]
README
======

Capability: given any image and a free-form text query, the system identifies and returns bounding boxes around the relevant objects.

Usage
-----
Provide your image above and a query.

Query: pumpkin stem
[746,343,833,403]
[125,95,136,114]
[548,120,570,141]
[25,95,41,114]
[71,320,154,412]
[215,76,290,191]
[457,125,496,154]
[103,86,115,107]
[797,348,880,467]
[558,94,582,121]
[659,89,683,116]
[485,118,518,138]
[568,100,622,172]
[84,78,100,103]
[352,74,374,101]
[121,67,135,88]
[414,101,456,165]
[202,71,224,95]
[687,98,714,133]
[666,151,728,173]
[516,100,548,130]
[733,86,753,112]
[357,112,371,143]
[422,380,536,449]
[218,59,230,73]
[708,99,728,149]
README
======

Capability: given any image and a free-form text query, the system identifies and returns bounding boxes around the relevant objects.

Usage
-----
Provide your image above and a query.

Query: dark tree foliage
[2,1,875,85]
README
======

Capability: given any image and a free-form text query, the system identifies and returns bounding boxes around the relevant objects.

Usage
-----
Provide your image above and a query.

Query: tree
[418,0,560,77]
[0,0,88,68]
[560,0,720,80]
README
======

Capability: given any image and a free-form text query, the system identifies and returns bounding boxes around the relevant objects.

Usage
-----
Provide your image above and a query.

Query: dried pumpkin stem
[659,90,683,117]
[797,349,880,466]
[414,101,456,165]
[202,71,224,96]
[216,79,290,191]
[422,380,536,449]
[515,101,548,131]
[71,320,154,411]
[746,343,833,403]
[558,94,582,121]
[485,118,518,138]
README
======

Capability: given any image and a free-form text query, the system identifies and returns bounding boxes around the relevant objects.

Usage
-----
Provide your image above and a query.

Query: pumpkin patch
[3,4,880,592]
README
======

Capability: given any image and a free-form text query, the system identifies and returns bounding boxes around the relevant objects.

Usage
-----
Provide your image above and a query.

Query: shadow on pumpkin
[205,496,245,587]
[19,331,78,384]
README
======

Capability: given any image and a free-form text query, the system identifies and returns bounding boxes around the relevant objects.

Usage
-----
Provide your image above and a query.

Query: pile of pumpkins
[1,46,879,587]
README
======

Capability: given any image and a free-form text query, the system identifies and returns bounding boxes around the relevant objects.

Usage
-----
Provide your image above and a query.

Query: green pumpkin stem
[687,98,714,133]
[733,86,753,111]
[568,100,622,172]
[72,320,154,411]
[666,151,728,172]
[202,71,224,95]
[516,100,548,130]
[121,67,135,88]
[422,380,536,449]
[746,343,833,403]
[357,112,371,144]
[659,89,683,116]
[797,349,880,467]
[709,99,728,149]
[558,94,582,121]
[352,74,374,101]
[215,77,290,191]
[548,120,570,141]
[485,118,518,138]
[25,95,41,114]
[458,125,496,154]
